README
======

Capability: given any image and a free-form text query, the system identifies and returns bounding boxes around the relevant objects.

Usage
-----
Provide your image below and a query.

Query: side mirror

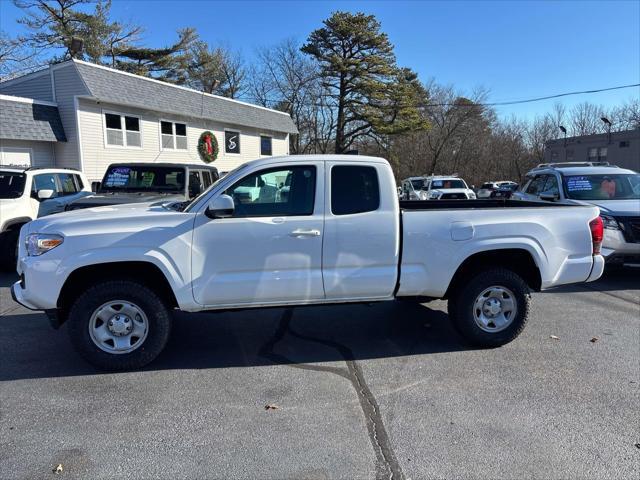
[539,190,559,202]
[91,181,101,193]
[37,189,55,200]
[205,194,235,219]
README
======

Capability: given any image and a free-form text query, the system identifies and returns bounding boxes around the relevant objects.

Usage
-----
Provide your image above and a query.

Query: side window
[32,173,58,197]
[74,174,84,190]
[201,171,212,188]
[543,175,559,195]
[331,165,380,215]
[225,166,316,217]
[57,173,78,196]
[188,171,203,197]
[526,175,547,195]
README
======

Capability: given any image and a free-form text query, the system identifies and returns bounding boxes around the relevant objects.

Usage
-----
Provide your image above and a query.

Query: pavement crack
[260,308,405,480]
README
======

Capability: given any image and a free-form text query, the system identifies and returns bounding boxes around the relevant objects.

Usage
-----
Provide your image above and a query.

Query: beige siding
[78,99,290,181]
[0,71,53,101]
[52,64,89,171]
[0,139,55,167]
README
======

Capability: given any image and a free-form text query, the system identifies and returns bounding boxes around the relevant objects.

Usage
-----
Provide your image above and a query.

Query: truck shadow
[541,267,639,295]
[0,300,461,381]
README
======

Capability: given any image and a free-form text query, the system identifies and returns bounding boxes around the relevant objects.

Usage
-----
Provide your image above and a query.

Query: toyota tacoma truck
[12,155,605,370]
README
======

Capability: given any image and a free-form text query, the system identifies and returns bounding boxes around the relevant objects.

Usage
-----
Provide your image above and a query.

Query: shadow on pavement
[0,299,462,382]
[0,272,17,288]
[544,266,640,294]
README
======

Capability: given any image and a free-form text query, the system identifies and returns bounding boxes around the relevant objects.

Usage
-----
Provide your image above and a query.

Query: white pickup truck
[12,155,605,370]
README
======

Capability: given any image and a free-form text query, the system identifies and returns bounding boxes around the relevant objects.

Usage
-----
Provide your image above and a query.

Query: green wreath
[197,131,219,163]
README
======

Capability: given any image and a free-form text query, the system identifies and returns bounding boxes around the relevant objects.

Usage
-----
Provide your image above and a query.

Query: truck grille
[440,193,466,200]
[616,216,640,243]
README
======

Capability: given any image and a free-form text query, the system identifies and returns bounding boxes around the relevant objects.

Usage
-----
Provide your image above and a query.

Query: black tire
[67,280,172,370]
[0,229,19,272]
[448,268,531,348]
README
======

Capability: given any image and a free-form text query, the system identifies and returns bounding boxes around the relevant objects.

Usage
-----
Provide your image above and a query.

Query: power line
[476,83,640,106]
[236,82,640,109]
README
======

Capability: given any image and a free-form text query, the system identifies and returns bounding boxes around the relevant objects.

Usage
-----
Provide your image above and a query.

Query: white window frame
[224,128,242,155]
[259,134,273,157]
[102,110,143,150]
[159,119,188,151]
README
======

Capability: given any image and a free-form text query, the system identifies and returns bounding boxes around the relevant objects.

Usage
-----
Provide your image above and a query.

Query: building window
[619,140,630,148]
[104,112,141,147]
[260,135,272,156]
[225,130,240,154]
[160,121,187,150]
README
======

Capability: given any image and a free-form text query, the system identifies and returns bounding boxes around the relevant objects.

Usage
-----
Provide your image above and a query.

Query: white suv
[514,162,640,266]
[423,176,476,200]
[0,167,91,269]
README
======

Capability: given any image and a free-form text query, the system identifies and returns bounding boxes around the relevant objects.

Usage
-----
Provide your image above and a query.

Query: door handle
[289,229,321,237]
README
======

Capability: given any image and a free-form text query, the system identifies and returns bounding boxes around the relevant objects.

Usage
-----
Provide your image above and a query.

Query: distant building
[544,129,639,172]
[0,59,297,180]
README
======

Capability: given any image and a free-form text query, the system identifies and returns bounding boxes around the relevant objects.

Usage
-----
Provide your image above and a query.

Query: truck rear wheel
[448,268,530,347]
[67,280,172,370]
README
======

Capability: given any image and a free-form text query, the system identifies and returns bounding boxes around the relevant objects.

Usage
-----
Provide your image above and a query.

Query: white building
[0,59,297,180]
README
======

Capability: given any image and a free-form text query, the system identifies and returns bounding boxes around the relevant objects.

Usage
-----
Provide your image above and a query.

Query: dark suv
[66,163,219,210]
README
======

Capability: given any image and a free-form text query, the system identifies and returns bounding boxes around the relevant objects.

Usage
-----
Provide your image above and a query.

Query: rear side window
[57,173,79,195]
[331,166,380,215]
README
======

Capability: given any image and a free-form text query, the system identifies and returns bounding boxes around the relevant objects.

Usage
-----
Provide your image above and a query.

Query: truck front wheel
[448,268,531,347]
[67,280,172,370]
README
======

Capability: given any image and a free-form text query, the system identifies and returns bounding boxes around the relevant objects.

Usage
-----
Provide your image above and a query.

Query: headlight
[600,215,620,230]
[429,192,439,199]
[468,192,476,199]
[26,233,64,256]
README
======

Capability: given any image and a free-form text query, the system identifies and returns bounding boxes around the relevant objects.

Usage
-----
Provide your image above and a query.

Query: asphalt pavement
[0,269,638,479]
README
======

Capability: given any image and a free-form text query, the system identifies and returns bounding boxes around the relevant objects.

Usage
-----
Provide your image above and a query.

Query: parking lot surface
[1,270,638,479]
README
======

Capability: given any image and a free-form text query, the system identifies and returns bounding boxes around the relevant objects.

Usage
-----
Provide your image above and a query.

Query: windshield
[183,162,250,212]
[410,179,424,190]
[101,166,186,193]
[0,171,26,199]
[481,183,495,189]
[563,173,640,200]
[430,179,467,189]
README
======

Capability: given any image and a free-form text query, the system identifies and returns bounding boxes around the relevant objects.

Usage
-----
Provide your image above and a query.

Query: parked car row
[400,175,476,200]
[400,162,639,266]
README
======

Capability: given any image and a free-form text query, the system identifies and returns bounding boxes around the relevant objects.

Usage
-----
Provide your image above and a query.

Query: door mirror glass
[206,194,235,219]
[37,189,55,200]
[91,181,101,192]
[539,190,559,202]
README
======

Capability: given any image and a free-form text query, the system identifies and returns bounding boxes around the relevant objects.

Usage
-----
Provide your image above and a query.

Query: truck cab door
[191,162,325,307]
[322,162,400,300]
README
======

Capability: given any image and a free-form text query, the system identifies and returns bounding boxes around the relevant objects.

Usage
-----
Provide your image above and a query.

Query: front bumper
[601,229,640,265]
[11,280,39,310]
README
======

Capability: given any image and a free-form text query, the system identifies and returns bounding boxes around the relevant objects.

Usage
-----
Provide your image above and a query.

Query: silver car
[514,162,640,266]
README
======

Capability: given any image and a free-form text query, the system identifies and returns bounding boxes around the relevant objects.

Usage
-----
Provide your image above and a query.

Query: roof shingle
[0,98,66,142]
[73,61,298,134]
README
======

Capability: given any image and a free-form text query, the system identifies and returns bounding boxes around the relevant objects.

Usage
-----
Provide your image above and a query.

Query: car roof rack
[534,161,618,169]
[24,166,81,171]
